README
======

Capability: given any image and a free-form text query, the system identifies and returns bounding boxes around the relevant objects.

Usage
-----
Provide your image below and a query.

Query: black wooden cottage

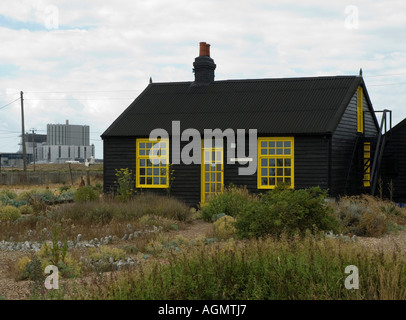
[381,118,406,202]
[101,42,381,206]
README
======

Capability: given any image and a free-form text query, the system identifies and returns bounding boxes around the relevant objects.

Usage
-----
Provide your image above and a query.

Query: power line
[0,97,20,110]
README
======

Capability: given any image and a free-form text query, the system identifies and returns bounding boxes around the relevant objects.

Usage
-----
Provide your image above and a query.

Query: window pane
[140,168,145,175]
[277,168,284,176]
[147,177,152,184]
[160,168,167,175]
[269,141,275,148]
[205,164,210,171]
[160,142,166,149]
[261,149,267,155]
[153,168,159,175]
[269,178,276,186]
[277,159,284,166]
[261,168,267,176]
[160,149,166,156]
[269,159,275,167]
[285,178,291,184]
[276,149,283,155]
[146,143,152,149]
[211,173,215,181]
[139,150,145,156]
[205,173,210,181]
[285,168,291,176]
[147,160,152,167]
[161,159,167,165]
[205,184,210,192]
[139,159,145,167]
[147,168,152,175]
[140,177,145,184]
[216,183,222,192]
[285,159,291,166]
[269,168,275,176]
[276,141,283,148]
[153,177,159,184]
[216,151,222,162]
[261,178,268,186]
[284,149,291,155]
[269,149,275,155]
[217,173,221,181]
[284,141,291,148]
[261,159,267,167]
[216,164,222,171]
[139,143,145,149]
[211,183,215,192]
[277,177,284,183]
[160,177,167,185]
[261,141,267,148]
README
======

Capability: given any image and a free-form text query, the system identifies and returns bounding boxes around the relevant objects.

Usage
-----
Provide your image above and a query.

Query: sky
[0,0,405,160]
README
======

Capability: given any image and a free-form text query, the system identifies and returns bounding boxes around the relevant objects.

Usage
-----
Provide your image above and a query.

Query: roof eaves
[101,83,153,138]
[325,76,361,133]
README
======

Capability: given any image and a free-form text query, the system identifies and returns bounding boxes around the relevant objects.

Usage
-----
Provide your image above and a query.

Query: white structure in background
[21,120,95,164]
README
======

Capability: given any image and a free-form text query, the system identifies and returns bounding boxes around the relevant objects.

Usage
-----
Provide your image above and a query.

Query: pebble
[0,225,163,252]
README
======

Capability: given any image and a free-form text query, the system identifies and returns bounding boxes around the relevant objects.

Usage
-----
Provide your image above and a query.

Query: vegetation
[2,180,406,300]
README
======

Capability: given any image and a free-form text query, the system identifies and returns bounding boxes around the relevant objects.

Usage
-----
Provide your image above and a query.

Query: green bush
[0,190,17,205]
[201,185,256,221]
[0,205,22,222]
[19,204,34,215]
[333,195,390,237]
[235,186,338,239]
[73,186,99,202]
[213,215,237,240]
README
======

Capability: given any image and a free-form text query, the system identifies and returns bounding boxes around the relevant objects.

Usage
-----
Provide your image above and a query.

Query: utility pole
[31,128,37,171]
[20,91,27,172]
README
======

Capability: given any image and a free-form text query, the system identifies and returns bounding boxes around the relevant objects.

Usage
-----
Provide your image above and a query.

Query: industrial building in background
[1,120,95,167]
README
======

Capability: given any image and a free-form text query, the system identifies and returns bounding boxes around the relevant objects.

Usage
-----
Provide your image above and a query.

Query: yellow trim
[363,142,371,187]
[357,86,364,133]
[201,142,224,203]
[257,137,294,189]
[136,138,169,188]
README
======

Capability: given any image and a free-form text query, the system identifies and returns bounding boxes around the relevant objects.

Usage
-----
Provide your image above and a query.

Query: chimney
[192,42,216,86]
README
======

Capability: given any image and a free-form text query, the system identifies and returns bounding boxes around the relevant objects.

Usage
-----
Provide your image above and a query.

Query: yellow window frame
[357,86,364,133]
[136,138,169,188]
[363,142,371,187]
[257,137,294,189]
[201,142,224,203]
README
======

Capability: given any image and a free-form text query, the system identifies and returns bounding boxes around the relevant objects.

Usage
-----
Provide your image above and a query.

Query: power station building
[21,120,95,164]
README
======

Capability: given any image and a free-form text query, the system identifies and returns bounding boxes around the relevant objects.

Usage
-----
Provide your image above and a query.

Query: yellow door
[201,146,223,203]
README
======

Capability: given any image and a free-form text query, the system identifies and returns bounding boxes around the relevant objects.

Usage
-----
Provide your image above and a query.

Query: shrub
[0,190,17,205]
[114,168,134,202]
[0,205,22,222]
[332,195,390,237]
[73,186,99,202]
[19,204,34,215]
[201,185,256,221]
[213,215,237,240]
[235,186,338,239]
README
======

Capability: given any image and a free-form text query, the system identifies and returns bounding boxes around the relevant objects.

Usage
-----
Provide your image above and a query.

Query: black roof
[102,75,366,137]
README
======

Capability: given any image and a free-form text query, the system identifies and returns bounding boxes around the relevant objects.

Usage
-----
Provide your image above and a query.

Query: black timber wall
[331,90,378,197]
[381,122,406,202]
[104,134,330,207]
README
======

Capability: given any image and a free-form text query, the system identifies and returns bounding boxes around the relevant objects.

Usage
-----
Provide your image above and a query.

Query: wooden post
[20,91,27,172]
[68,163,74,186]
[86,170,90,186]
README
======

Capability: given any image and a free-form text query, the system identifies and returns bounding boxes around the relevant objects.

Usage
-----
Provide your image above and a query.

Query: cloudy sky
[0,0,405,159]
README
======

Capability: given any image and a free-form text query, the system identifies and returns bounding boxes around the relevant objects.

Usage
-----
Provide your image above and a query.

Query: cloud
[0,0,406,158]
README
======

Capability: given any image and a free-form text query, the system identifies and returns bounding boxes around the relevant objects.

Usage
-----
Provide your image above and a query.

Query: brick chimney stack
[192,42,216,86]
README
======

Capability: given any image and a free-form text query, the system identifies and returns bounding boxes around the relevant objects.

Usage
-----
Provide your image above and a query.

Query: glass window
[258,137,294,189]
[136,138,169,188]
